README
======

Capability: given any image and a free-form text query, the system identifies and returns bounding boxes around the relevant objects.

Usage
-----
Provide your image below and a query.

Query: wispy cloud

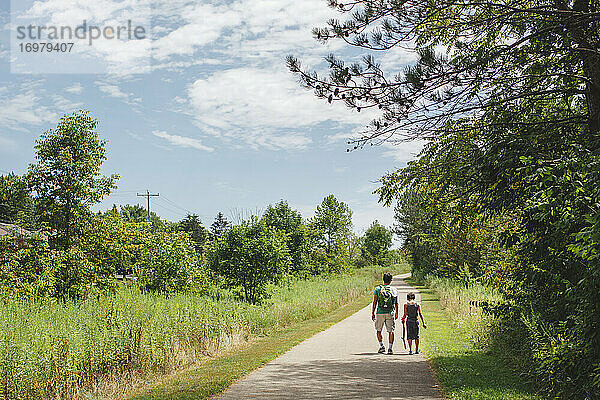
[381,140,427,163]
[0,82,57,130]
[96,82,141,105]
[64,82,83,94]
[15,0,152,74]
[153,130,214,152]
[186,67,371,150]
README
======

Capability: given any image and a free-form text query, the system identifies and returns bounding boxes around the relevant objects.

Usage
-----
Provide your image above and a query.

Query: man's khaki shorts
[375,313,395,332]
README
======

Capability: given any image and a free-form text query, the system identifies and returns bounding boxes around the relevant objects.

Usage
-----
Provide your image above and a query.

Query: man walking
[372,272,399,354]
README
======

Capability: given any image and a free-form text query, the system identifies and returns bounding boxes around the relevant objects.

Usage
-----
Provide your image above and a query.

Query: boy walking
[371,272,398,355]
[401,292,427,355]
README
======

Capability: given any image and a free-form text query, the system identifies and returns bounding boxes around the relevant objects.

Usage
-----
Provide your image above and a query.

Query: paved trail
[217,274,443,399]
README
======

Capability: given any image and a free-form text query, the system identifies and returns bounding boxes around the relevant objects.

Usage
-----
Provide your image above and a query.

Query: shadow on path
[219,357,439,399]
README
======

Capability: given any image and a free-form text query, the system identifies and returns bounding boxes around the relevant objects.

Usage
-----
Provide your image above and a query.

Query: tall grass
[421,275,504,350]
[412,276,543,399]
[0,266,395,400]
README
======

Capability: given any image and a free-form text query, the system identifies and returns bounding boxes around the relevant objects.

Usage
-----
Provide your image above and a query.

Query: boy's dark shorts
[406,319,419,340]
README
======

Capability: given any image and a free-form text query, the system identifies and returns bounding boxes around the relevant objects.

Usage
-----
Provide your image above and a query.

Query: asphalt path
[216,273,443,399]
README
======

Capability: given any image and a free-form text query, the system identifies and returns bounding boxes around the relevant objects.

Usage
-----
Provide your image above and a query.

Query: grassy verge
[407,277,543,400]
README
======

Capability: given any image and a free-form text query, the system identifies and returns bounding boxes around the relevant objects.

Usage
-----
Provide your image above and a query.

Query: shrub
[208,217,290,303]
[136,228,202,293]
[0,236,55,298]
[80,214,146,278]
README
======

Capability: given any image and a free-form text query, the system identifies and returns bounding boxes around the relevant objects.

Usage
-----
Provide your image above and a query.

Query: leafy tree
[136,228,203,294]
[361,221,392,266]
[0,173,36,227]
[288,0,600,143]
[312,194,353,255]
[80,213,146,285]
[118,204,160,224]
[210,212,230,240]
[288,3,600,394]
[208,217,290,303]
[178,214,210,255]
[262,201,309,273]
[28,110,118,250]
[0,236,55,298]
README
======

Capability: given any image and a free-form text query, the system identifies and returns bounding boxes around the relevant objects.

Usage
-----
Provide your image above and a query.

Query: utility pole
[137,190,159,222]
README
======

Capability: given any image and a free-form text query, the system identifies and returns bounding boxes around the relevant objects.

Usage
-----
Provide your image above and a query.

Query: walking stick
[402,320,406,349]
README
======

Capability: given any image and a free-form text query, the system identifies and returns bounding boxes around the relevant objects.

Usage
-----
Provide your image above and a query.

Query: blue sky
[0,0,423,235]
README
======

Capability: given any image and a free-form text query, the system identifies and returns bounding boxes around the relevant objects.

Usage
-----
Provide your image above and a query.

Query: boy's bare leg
[377,331,383,342]
[408,339,413,351]
[415,339,420,351]
[389,332,394,345]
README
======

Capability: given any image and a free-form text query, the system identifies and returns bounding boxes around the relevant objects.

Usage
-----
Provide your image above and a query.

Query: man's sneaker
[415,349,420,354]
[387,348,393,355]
[378,346,386,354]
[408,350,413,355]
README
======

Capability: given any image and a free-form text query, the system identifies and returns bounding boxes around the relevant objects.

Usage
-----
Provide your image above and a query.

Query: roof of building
[0,222,40,239]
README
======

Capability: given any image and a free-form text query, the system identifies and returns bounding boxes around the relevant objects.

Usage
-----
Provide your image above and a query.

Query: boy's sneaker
[378,346,386,354]
[408,350,413,355]
[387,349,393,355]
[415,349,420,354]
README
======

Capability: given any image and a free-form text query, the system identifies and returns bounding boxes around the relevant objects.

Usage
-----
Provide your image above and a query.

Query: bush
[136,228,203,294]
[208,217,290,303]
[80,214,146,280]
[0,236,56,298]
[305,248,349,275]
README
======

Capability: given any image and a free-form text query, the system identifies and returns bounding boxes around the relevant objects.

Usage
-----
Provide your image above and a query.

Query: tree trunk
[566,0,600,135]
[65,198,71,250]
[583,52,600,135]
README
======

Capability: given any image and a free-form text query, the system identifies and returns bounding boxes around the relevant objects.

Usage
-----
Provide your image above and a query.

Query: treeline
[383,107,600,398]
[0,110,397,304]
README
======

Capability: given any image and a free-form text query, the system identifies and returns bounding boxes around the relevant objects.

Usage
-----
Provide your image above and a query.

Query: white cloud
[153,130,214,152]
[96,82,141,105]
[148,0,346,72]
[0,84,57,130]
[15,0,152,74]
[64,83,83,94]
[381,140,427,163]
[186,67,371,150]
[152,3,241,60]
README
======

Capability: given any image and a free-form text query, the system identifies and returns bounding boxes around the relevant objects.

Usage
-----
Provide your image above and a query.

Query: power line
[160,195,193,214]
[160,195,211,222]
[152,202,189,220]
[136,190,159,222]
[153,198,188,216]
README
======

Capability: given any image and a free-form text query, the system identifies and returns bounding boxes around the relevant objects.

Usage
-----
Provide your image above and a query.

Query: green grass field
[408,277,543,400]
